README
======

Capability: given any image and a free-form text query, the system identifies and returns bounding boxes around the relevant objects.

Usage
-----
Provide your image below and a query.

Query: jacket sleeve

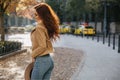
[31,27,47,58]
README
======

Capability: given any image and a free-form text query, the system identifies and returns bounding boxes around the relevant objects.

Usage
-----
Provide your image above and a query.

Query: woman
[30,3,60,80]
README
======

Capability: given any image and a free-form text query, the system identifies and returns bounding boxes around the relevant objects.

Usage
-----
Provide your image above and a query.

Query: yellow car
[60,26,71,34]
[82,26,95,35]
[74,25,84,35]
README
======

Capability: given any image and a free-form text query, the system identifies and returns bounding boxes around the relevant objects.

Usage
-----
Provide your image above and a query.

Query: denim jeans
[31,54,54,80]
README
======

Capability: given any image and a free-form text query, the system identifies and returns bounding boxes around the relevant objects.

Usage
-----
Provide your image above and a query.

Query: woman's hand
[32,58,35,62]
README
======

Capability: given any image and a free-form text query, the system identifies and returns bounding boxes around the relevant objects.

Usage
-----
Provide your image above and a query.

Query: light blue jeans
[31,54,54,80]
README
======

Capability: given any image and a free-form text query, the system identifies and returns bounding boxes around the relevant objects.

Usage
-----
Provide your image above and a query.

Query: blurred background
[1,1,120,80]
[0,0,120,40]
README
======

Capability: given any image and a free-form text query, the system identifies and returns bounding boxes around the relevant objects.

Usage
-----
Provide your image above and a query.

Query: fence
[82,32,120,53]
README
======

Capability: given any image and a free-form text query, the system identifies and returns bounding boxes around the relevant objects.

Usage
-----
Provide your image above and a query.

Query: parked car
[74,25,85,35]
[74,25,95,35]
[82,26,95,35]
[70,25,76,34]
[60,25,71,34]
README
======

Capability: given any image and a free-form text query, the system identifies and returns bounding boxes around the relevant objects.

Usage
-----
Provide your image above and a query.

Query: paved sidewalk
[54,35,120,80]
[6,34,120,80]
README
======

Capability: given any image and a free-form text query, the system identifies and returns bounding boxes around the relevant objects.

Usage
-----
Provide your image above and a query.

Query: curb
[70,52,86,80]
[0,49,27,60]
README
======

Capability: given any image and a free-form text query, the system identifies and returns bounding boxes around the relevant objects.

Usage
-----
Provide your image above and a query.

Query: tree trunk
[94,13,98,33]
[76,15,80,28]
[0,12,5,41]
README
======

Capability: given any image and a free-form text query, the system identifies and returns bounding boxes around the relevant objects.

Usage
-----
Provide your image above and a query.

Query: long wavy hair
[34,3,60,41]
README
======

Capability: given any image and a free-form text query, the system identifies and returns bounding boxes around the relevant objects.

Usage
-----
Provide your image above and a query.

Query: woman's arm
[31,27,47,58]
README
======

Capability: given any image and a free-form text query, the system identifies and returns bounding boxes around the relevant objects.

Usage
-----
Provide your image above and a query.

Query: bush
[0,41,22,56]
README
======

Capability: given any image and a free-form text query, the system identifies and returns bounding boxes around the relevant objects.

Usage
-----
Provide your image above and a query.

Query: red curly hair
[34,3,60,41]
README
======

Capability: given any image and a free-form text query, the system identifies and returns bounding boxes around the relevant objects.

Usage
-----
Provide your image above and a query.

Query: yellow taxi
[82,26,95,35]
[59,25,71,34]
[74,25,95,35]
[74,25,84,35]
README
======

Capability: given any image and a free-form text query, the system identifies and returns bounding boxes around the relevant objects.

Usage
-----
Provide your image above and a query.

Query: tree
[85,0,120,33]
[113,0,120,22]
[65,0,85,26]
[0,0,19,41]
[46,0,67,23]
[0,0,36,41]
[112,0,120,33]
[85,0,100,33]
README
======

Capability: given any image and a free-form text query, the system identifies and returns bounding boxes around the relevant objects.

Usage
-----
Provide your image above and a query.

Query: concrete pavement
[6,34,120,80]
[54,35,120,80]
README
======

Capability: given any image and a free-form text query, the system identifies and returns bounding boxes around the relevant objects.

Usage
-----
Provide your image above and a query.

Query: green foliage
[46,0,66,23]
[85,0,100,12]
[66,0,85,21]
[69,0,85,13]
[85,0,120,22]
[0,41,22,56]
[112,0,120,21]
[46,0,60,13]
[46,0,88,22]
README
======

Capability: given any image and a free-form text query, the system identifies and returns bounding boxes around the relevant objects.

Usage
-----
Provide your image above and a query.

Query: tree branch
[3,0,12,11]
[1,0,8,4]
[4,4,9,11]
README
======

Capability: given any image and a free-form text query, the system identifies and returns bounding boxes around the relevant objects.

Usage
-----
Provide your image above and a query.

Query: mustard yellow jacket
[31,22,53,58]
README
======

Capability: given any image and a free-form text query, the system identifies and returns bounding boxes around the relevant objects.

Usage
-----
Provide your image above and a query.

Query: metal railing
[85,32,120,53]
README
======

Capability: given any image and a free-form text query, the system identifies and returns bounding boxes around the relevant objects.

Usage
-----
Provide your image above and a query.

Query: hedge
[0,41,22,56]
